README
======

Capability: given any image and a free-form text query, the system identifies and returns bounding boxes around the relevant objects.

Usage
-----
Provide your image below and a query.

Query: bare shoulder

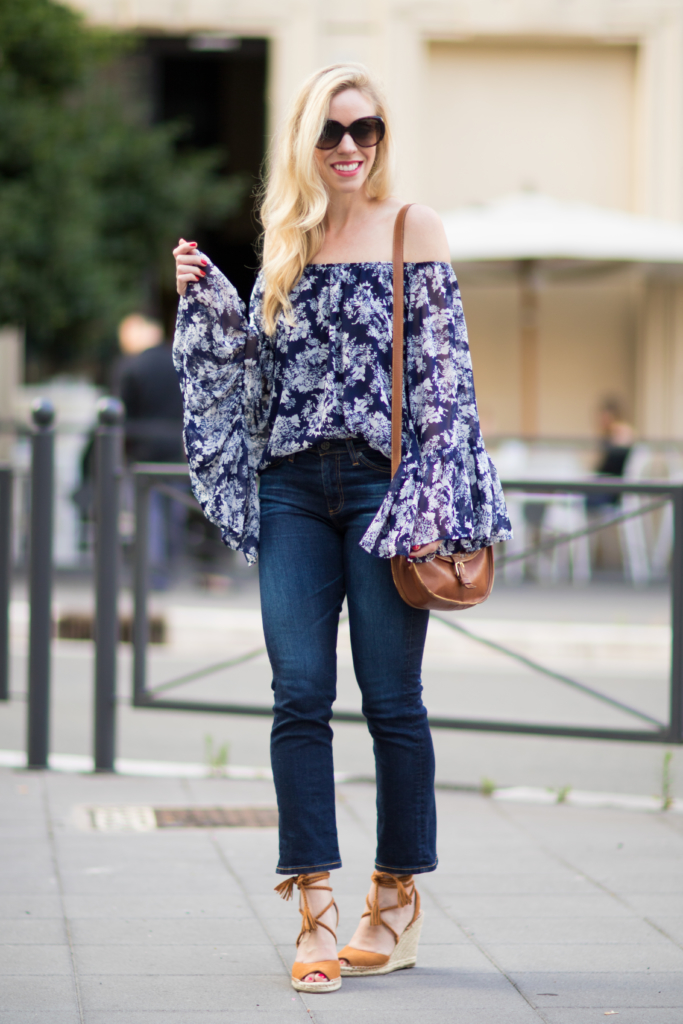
[403,204,451,263]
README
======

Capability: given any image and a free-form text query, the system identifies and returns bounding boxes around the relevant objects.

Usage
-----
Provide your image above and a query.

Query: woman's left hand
[408,541,442,560]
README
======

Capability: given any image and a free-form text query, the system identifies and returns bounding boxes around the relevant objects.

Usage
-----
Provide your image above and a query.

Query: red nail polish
[411,545,420,551]
[199,271,206,276]
[189,242,197,247]
[201,259,208,266]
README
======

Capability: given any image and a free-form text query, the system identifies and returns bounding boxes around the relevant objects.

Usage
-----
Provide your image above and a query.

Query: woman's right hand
[173,238,207,296]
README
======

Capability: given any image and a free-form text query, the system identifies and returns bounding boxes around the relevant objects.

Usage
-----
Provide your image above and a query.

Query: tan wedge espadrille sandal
[338,872,424,976]
[275,872,342,993]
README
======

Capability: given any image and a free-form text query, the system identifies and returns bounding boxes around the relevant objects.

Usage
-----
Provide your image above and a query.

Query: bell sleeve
[360,262,512,558]
[173,258,269,565]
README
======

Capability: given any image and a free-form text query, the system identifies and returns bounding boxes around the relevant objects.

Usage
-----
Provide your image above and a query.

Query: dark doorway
[144,36,268,327]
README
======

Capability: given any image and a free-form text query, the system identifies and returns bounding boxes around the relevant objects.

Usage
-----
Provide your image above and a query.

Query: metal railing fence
[2,440,683,775]
[130,465,683,746]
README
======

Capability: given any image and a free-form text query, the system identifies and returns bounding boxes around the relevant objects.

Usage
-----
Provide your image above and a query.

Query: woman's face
[313,88,378,195]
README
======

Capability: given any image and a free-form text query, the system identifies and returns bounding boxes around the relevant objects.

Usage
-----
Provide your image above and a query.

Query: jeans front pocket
[358,450,392,474]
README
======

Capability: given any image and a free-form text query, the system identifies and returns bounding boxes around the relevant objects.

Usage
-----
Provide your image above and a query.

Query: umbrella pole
[519,259,539,437]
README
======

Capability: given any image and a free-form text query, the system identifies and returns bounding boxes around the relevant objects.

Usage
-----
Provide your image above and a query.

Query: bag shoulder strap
[391,204,414,478]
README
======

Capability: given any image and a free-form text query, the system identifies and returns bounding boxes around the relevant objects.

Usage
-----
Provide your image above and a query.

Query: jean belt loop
[346,438,359,466]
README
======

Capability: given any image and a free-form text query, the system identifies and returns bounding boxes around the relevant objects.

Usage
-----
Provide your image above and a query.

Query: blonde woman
[173,64,510,994]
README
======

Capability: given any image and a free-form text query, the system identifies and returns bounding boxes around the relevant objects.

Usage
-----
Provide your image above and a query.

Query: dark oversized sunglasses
[316,115,385,150]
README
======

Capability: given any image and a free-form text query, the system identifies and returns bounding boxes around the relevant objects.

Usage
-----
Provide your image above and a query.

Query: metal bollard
[93,397,124,772]
[132,471,150,705]
[0,465,12,701]
[27,400,55,768]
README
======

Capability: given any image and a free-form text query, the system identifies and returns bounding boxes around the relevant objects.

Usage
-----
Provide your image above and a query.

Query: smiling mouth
[331,161,362,176]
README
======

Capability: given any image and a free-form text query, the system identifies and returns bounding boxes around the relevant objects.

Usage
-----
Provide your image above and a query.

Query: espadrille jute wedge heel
[338,872,423,976]
[275,872,342,993]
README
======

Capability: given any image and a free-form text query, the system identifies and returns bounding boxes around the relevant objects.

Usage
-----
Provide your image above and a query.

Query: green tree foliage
[0,0,245,370]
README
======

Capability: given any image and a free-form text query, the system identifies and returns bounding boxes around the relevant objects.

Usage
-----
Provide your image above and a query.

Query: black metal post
[132,472,150,704]
[670,488,683,743]
[0,465,12,701]
[27,400,55,768]
[93,397,124,772]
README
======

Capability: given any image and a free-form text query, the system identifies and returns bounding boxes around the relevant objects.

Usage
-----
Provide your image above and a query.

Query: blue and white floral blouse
[173,257,511,565]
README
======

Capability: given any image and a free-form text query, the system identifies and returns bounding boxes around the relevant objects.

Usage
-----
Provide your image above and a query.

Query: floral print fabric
[173,258,511,565]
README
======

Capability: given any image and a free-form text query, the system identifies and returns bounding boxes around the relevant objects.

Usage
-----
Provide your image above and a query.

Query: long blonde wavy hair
[260,64,395,335]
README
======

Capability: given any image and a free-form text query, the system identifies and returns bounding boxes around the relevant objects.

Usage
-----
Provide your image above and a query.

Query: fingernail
[411,545,420,551]
[200,259,208,266]
[189,242,197,247]
[199,271,206,277]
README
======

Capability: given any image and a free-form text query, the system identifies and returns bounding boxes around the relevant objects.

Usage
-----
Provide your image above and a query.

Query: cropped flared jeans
[258,439,437,877]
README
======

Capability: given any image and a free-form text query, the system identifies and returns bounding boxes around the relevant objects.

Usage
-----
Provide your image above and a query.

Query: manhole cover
[155,806,278,828]
[86,806,278,831]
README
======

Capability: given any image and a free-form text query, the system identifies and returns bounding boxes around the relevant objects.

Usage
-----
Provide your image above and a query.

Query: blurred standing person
[588,397,635,510]
[595,397,634,478]
[115,313,185,586]
[173,64,511,993]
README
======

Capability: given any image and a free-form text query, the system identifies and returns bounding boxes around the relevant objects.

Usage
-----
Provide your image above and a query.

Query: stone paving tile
[0,826,49,842]
[651,917,683,945]
[61,893,255,918]
[587,872,683,895]
[465,915,670,945]
[0,977,78,1012]
[436,893,635,918]
[57,871,238,897]
[53,840,226,865]
[0,944,73,975]
[302,970,526,1009]
[541,1010,683,1024]
[512,971,683,1008]
[83,1014,307,1024]
[0,869,59,895]
[68,916,271,946]
[308,1006,542,1024]
[487,942,683,972]
[74,942,284,975]
[0,1014,80,1024]
[622,893,683,918]
[424,872,597,895]
[0,918,67,943]
[78,974,298,1013]
[0,895,63,918]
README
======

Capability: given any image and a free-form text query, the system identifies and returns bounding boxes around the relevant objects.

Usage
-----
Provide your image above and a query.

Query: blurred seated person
[587,397,634,510]
[115,313,184,464]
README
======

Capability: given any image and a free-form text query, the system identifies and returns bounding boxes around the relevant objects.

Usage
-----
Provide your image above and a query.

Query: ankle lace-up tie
[366,872,415,935]
[275,871,338,946]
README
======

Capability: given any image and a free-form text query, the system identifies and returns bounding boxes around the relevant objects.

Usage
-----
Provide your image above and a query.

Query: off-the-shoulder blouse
[173,258,512,565]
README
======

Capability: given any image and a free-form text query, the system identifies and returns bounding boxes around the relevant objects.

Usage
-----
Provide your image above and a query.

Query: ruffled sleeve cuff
[173,260,260,564]
[359,441,513,559]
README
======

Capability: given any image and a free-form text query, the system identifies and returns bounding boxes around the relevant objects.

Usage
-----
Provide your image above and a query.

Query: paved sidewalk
[2,766,683,1023]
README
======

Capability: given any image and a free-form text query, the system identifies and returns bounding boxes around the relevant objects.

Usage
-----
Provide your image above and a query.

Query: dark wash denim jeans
[258,439,437,876]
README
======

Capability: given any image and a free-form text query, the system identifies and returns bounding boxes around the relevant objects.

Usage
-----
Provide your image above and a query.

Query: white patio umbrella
[440,192,683,434]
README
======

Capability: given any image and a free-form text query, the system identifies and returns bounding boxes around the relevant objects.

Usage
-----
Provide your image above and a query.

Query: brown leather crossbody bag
[389,204,495,611]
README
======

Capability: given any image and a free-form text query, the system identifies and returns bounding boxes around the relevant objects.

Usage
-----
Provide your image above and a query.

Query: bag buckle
[454,560,476,589]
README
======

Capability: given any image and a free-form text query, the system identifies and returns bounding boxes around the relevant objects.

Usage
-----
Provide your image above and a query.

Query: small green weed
[205,735,230,777]
[480,777,496,797]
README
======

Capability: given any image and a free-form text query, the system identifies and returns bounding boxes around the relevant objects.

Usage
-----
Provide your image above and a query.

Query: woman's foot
[275,873,340,987]
[295,889,339,983]
[339,873,417,965]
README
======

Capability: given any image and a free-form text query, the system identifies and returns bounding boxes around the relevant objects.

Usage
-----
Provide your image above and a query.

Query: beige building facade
[69,0,683,440]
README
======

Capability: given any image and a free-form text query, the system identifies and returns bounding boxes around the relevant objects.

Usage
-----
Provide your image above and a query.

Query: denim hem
[374,858,438,876]
[276,860,342,875]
